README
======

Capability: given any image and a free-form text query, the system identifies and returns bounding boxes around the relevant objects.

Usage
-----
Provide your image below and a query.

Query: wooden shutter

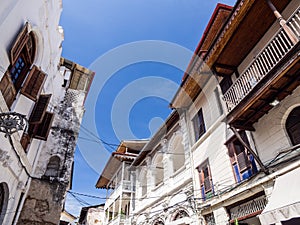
[227,142,236,164]
[198,109,206,137]
[20,133,31,152]
[29,94,51,124]
[203,166,212,192]
[21,65,47,101]
[193,115,200,141]
[10,23,29,65]
[69,68,82,90]
[193,109,206,141]
[0,72,17,108]
[34,112,54,140]
[69,67,92,91]
[237,151,250,171]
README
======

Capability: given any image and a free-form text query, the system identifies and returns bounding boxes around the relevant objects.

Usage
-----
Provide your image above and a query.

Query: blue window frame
[226,132,258,183]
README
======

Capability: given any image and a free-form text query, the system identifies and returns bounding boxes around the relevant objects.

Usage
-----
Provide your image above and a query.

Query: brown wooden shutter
[193,115,200,141]
[21,65,47,101]
[198,109,206,137]
[20,133,31,152]
[237,151,250,172]
[203,166,212,192]
[0,72,17,108]
[69,67,92,91]
[198,167,205,187]
[227,142,236,164]
[34,112,54,140]
[69,69,81,90]
[10,23,29,65]
[29,94,51,124]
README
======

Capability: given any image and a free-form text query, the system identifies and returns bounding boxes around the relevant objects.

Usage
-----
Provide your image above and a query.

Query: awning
[259,167,300,225]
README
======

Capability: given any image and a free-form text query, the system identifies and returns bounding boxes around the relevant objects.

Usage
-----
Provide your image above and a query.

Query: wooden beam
[230,122,255,131]
[214,63,237,71]
[230,126,268,174]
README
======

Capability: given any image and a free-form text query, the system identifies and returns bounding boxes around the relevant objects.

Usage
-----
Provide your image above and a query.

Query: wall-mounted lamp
[0,112,28,137]
[269,99,280,107]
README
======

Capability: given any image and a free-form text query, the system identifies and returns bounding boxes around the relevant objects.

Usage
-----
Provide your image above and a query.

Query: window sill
[140,193,147,200]
[170,165,186,178]
[152,182,164,192]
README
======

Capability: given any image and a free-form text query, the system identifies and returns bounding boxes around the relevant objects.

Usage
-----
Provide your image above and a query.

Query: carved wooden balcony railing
[223,8,300,112]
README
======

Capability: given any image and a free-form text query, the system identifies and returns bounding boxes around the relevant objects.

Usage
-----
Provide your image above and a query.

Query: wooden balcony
[223,7,300,130]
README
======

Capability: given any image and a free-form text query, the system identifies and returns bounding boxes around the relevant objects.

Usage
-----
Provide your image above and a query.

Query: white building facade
[78,205,105,225]
[98,1,300,225]
[96,140,148,225]
[0,1,63,224]
[130,111,198,225]
[0,1,94,224]
[171,0,300,225]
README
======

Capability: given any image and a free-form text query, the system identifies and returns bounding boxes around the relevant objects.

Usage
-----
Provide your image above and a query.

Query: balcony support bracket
[230,126,269,175]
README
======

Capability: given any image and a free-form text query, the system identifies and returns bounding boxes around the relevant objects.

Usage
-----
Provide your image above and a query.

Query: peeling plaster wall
[0,0,63,224]
[253,85,300,164]
[19,83,88,225]
[0,1,89,225]
[17,179,66,225]
[86,207,105,225]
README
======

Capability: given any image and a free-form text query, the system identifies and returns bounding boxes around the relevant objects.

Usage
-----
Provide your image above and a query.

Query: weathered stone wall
[17,179,66,225]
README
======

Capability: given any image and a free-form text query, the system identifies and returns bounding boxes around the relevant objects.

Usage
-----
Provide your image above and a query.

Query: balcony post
[112,201,116,221]
[106,209,109,224]
[121,161,125,187]
[266,0,298,45]
[119,161,125,219]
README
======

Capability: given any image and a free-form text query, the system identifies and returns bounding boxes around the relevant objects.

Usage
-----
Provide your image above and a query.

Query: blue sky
[60,0,237,216]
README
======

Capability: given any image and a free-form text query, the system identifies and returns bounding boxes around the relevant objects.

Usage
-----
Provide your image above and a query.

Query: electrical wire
[67,190,192,201]
[68,191,92,206]
[48,102,119,151]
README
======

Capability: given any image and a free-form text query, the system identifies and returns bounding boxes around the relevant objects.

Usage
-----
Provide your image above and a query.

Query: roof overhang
[95,140,148,189]
[131,111,179,166]
[207,0,291,75]
[170,3,232,109]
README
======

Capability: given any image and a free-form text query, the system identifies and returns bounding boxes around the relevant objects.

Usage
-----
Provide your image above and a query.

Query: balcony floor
[227,44,300,130]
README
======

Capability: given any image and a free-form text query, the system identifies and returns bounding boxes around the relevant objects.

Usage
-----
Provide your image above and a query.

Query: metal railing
[229,196,267,220]
[223,8,300,112]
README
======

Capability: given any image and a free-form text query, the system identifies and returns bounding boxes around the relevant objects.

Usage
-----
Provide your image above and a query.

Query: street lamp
[0,112,28,137]
[0,112,32,177]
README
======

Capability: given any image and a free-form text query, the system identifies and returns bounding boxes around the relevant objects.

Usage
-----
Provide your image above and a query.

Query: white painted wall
[86,207,105,225]
[0,0,63,224]
[185,75,235,201]
[253,85,300,164]
[132,121,195,224]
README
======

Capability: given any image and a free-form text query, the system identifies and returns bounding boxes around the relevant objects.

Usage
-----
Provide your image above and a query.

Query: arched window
[0,183,9,224]
[0,23,43,108]
[171,135,185,173]
[44,156,61,177]
[286,107,300,145]
[153,153,164,186]
[153,219,164,225]
[173,210,189,220]
[9,31,36,92]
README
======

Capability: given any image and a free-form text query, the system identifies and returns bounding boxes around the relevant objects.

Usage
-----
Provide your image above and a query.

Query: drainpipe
[230,126,269,175]
[266,0,298,45]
